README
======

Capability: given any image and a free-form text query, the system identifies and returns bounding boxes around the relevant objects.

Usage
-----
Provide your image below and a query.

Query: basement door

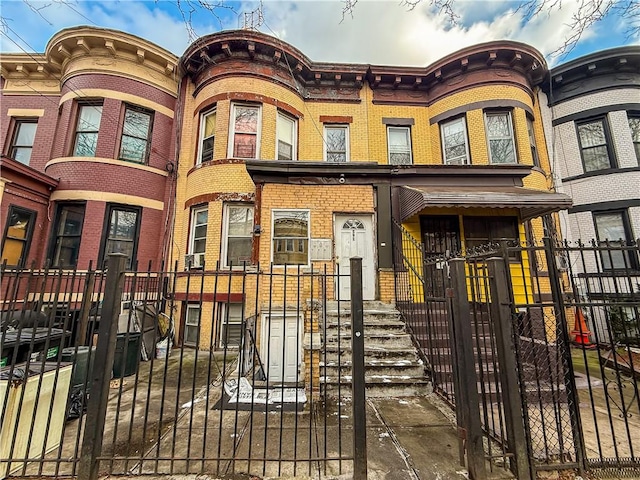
[334,214,375,301]
[261,314,302,383]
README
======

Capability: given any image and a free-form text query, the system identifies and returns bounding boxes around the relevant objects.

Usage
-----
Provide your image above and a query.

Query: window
[119,105,153,163]
[184,305,201,346]
[50,203,85,268]
[218,303,243,348]
[527,117,540,167]
[594,211,638,270]
[463,216,520,259]
[577,117,614,172]
[1,206,36,267]
[101,205,140,269]
[272,210,309,265]
[189,206,208,255]
[73,103,102,157]
[223,204,253,267]
[628,114,640,164]
[324,125,349,162]
[229,104,260,159]
[485,112,517,164]
[441,117,470,165]
[387,126,412,165]
[198,108,216,164]
[9,120,37,165]
[276,112,297,160]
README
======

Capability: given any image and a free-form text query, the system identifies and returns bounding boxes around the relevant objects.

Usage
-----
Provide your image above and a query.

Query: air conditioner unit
[185,253,205,269]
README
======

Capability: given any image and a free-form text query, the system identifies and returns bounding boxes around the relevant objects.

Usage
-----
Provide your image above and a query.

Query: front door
[420,215,461,297]
[261,314,301,383]
[335,214,375,301]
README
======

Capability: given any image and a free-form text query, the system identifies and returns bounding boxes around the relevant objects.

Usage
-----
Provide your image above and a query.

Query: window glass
[388,126,412,165]
[190,207,208,255]
[324,125,348,162]
[184,305,200,346]
[441,117,469,165]
[1,206,36,267]
[10,121,38,165]
[277,112,296,161]
[103,207,139,269]
[219,303,243,348]
[527,117,539,167]
[51,204,86,268]
[231,105,259,158]
[485,112,516,164]
[73,105,102,157]
[225,205,253,267]
[594,211,636,270]
[628,115,640,164]
[272,210,309,265]
[199,109,216,163]
[119,106,153,163]
[577,119,612,172]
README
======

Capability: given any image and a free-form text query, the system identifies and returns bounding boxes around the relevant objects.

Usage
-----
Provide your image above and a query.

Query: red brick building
[1,27,179,270]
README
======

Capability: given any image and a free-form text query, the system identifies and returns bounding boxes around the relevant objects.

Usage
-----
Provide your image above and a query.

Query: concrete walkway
[101,393,515,480]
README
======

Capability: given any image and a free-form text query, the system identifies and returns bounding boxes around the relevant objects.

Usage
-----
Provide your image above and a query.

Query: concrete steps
[320,301,430,398]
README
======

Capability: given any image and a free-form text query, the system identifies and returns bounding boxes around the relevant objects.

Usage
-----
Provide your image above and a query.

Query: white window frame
[184,304,201,347]
[227,103,261,159]
[218,303,244,349]
[271,209,310,267]
[276,111,297,161]
[484,111,517,164]
[323,125,349,162]
[189,205,208,255]
[387,126,412,165]
[440,117,470,165]
[197,108,216,164]
[221,203,254,268]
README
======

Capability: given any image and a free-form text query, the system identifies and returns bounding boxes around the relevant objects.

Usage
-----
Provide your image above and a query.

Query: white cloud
[0,0,636,66]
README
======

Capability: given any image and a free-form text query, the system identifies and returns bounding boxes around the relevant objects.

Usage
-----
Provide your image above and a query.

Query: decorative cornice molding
[181,31,547,105]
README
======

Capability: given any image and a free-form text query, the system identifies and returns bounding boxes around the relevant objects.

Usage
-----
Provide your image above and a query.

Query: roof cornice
[544,45,640,105]
[181,31,547,104]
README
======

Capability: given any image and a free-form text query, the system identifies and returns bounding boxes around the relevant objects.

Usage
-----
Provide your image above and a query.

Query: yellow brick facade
[169,31,567,398]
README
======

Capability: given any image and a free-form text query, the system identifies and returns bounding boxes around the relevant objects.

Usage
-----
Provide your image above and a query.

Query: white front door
[335,214,375,301]
[261,314,301,383]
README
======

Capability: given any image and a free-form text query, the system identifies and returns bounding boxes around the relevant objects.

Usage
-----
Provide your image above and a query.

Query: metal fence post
[448,258,486,480]
[350,257,367,480]
[78,254,127,480]
[486,257,532,480]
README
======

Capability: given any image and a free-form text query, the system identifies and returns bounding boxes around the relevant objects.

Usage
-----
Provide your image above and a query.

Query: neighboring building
[540,46,640,340]
[542,46,639,259]
[1,27,179,271]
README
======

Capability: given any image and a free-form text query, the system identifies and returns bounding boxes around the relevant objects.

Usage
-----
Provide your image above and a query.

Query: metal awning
[399,185,572,221]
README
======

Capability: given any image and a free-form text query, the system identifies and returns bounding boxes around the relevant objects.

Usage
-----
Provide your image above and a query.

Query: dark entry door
[420,215,461,297]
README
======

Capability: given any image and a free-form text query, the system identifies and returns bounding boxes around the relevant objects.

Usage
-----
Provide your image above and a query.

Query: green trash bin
[113,332,141,378]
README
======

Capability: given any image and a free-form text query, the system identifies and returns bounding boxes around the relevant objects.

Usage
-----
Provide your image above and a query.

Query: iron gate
[393,218,640,478]
[0,257,365,478]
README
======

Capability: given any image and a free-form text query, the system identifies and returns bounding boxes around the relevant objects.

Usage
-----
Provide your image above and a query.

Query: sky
[0,0,638,68]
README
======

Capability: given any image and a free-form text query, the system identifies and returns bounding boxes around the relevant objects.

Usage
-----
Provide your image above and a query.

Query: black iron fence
[0,257,367,479]
[393,219,640,479]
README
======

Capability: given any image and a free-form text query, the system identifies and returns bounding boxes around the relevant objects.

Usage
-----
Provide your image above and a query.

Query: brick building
[172,30,571,384]
[2,27,573,386]
[1,27,178,271]
[541,46,640,265]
